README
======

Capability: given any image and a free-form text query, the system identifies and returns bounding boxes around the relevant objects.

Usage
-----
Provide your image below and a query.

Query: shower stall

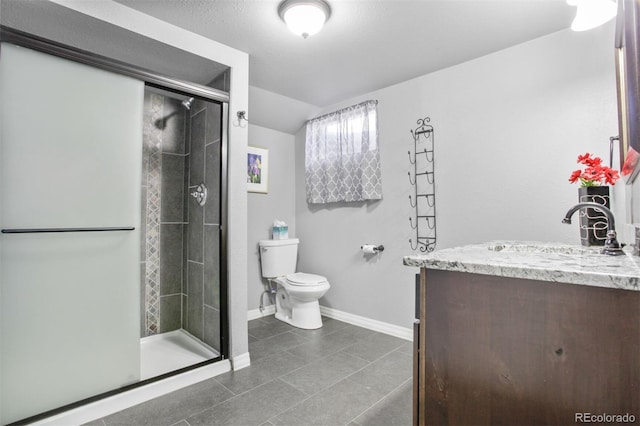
[0,28,228,424]
[139,87,225,379]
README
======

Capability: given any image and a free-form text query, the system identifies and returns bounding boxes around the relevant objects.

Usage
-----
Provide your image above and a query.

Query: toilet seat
[285,272,328,286]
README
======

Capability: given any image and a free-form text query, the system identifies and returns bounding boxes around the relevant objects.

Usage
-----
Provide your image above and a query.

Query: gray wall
[293,24,621,330]
[247,124,296,312]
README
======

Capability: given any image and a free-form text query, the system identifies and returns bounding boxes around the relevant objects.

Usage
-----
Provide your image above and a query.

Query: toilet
[259,238,330,329]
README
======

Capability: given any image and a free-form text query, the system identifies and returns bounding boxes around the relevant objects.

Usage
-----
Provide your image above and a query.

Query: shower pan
[0,28,229,425]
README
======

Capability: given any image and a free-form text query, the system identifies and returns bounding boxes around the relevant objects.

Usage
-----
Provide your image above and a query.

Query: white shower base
[140,329,219,380]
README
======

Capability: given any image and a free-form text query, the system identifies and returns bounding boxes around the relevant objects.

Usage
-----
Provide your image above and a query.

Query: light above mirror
[567,0,617,31]
[278,0,331,39]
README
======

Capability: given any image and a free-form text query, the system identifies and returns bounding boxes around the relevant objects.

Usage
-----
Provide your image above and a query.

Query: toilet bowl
[274,273,330,329]
[259,239,331,329]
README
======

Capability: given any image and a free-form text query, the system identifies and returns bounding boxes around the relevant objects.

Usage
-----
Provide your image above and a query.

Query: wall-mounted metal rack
[408,117,436,252]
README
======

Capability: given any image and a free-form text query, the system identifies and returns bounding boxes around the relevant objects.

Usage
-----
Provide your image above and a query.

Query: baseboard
[231,352,251,371]
[32,360,231,425]
[319,306,413,341]
[248,305,412,341]
[247,304,276,320]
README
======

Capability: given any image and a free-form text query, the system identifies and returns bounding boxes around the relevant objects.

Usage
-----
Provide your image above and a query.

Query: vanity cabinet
[414,268,640,425]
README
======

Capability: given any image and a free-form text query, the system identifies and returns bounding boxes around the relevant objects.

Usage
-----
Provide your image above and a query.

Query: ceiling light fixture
[278,0,331,39]
[567,0,617,31]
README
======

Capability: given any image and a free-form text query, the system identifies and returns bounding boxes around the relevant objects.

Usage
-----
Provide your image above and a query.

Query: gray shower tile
[203,305,220,351]
[270,377,385,426]
[280,351,370,396]
[182,294,188,330]
[353,378,413,426]
[161,153,185,223]
[184,109,192,155]
[160,294,182,333]
[186,261,203,339]
[204,141,220,225]
[205,102,222,145]
[162,99,186,154]
[248,331,310,362]
[346,352,413,396]
[140,185,147,261]
[340,331,406,362]
[214,350,307,395]
[160,223,183,295]
[187,379,306,426]
[189,110,205,186]
[187,194,203,263]
[204,224,220,308]
[102,378,233,426]
[140,262,146,338]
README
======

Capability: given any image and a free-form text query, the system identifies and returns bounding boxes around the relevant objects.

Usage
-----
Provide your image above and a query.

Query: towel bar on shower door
[1,227,135,234]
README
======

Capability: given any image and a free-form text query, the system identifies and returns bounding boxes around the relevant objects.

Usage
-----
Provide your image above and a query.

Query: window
[305,100,382,203]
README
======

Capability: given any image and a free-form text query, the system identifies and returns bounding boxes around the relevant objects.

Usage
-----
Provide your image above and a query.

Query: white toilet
[259,238,330,329]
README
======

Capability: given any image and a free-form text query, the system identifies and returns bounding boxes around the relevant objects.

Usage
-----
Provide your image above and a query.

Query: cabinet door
[0,42,143,424]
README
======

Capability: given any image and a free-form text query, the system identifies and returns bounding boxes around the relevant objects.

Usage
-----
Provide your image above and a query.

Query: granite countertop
[403,241,640,292]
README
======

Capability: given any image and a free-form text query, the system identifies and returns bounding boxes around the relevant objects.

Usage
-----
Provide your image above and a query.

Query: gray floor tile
[280,351,370,396]
[270,377,386,426]
[354,378,413,426]
[393,341,414,356]
[289,317,350,339]
[249,316,297,340]
[340,332,406,362]
[187,379,307,426]
[102,379,233,426]
[215,350,308,395]
[286,324,377,363]
[347,352,413,396]
[81,419,106,426]
[249,331,311,361]
[170,421,190,426]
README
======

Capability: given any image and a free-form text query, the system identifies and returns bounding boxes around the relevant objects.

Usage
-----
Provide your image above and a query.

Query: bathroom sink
[486,242,602,256]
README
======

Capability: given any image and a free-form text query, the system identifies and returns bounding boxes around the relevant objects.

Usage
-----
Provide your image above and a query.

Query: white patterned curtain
[305,100,382,204]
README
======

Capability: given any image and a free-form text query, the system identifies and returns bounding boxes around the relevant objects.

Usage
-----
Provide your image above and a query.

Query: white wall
[247,124,297,311]
[295,23,621,330]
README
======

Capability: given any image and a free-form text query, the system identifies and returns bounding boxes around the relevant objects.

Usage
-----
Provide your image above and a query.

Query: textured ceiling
[112,0,575,107]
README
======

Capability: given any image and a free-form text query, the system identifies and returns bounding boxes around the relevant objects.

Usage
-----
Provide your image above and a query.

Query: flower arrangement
[568,152,620,187]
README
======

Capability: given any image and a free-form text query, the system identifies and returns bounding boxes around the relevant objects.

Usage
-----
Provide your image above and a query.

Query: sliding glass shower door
[0,42,143,424]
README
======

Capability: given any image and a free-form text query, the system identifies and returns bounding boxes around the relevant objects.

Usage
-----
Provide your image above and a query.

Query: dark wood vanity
[407,243,640,426]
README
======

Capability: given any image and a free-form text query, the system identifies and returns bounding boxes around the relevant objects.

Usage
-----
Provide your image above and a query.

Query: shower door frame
[0,25,230,421]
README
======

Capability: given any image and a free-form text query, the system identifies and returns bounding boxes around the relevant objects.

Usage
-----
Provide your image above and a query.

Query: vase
[578,186,610,246]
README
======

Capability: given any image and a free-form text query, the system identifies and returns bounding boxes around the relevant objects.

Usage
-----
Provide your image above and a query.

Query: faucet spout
[562,202,623,256]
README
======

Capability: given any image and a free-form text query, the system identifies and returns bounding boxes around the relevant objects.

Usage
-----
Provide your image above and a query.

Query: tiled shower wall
[185,99,221,351]
[141,92,187,337]
[140,92,222,353]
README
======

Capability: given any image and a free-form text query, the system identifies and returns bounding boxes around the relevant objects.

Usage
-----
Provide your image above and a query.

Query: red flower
[569,152,620,187]
[568,169,582,183]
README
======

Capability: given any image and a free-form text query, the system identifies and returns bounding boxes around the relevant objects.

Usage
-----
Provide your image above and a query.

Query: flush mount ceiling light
[278,0,331,39]
[567,0,617,31]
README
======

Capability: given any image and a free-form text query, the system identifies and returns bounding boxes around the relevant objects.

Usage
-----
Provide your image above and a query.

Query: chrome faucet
[562,202,624,256]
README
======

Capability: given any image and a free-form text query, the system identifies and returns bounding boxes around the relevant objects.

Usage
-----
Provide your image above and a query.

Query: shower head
[182,97,195,110]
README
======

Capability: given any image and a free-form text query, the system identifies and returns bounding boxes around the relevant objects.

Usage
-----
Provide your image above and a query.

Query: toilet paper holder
[361,244,384,254]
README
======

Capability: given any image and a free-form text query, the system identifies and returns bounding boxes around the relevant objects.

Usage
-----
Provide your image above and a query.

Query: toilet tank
[258,238,299,278]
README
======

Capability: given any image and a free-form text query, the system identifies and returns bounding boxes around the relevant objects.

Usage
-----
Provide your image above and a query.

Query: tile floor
[87,315,413,426]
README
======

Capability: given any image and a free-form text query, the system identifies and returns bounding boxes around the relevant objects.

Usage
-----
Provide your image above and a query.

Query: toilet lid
[285,272,327,286]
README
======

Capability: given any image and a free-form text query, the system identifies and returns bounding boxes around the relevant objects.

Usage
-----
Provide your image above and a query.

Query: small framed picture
[247,146,269,193]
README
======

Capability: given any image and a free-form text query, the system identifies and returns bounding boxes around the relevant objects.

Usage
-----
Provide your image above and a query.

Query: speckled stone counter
[403,241,640,291]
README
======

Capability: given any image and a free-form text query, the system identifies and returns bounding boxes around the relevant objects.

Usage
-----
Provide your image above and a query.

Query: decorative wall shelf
[409,117,436,252]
